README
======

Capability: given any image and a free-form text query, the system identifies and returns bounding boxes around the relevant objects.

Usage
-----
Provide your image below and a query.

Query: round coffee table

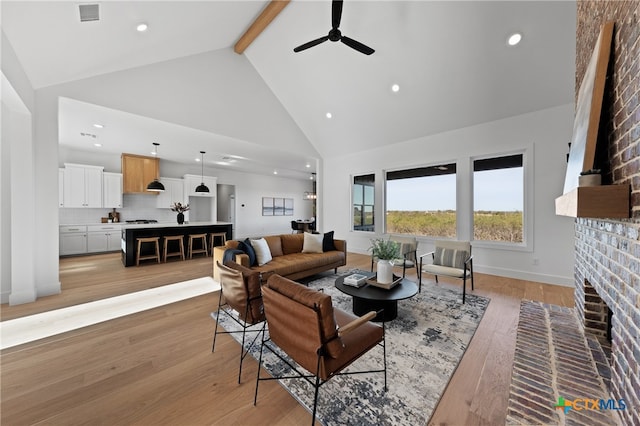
[335,273,418,321]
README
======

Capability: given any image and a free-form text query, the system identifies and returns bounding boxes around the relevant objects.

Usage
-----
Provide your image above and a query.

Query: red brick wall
[575,3,639,425]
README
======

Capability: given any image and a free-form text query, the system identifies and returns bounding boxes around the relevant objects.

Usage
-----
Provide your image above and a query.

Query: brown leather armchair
[212,260,266,383]
[254,274,386,425]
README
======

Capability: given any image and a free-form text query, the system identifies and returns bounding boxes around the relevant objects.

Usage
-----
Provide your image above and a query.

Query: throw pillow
[322,231,336,252]
[250,238,273,266]
[302,232,324,253]
[239,239,257,266]
[433,247,467,269]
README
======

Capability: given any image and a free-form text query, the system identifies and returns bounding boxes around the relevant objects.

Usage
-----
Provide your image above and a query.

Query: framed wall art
[262,197,294,216]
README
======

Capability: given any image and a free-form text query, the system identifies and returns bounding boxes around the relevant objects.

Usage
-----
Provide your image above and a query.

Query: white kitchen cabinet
[87,225,121,253]
[156,177,184,208]
[183,174,217,198]
[103,172,123,208]
[63,164,104,208]
[59,168,65,207]
[59,225,88,255]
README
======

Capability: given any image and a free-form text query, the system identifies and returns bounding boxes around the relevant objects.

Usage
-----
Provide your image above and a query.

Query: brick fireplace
[574,2,639,426]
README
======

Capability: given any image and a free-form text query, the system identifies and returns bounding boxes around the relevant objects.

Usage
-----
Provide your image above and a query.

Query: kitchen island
[121,222,232,266]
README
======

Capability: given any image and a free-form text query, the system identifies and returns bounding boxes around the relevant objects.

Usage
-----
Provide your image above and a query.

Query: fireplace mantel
[555,184,630,218]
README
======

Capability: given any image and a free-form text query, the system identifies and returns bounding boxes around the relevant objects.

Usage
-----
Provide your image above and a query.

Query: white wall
[1,32,52,304]
[322,104,576,286]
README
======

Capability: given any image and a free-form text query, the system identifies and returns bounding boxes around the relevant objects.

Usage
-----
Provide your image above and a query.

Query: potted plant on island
[170,202,190,224]
[369,238,401,284]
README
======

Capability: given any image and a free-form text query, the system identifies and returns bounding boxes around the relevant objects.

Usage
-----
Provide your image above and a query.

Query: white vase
[377,259,394,284]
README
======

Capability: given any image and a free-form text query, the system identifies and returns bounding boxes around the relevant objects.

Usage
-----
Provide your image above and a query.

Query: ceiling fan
[293,0,374,55]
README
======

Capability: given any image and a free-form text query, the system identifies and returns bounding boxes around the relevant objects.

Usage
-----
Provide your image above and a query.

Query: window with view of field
[353,174,375,232]
[473,154,524,243]
[385,164,457,237]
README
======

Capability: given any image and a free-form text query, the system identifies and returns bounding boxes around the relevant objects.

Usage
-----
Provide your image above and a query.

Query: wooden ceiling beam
[234,0,291,54]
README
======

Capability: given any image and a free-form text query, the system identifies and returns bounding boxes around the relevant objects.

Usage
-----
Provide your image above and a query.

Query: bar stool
[136,237,161,266]
[209,232,227,255]
[163,235,185,262]
[188,233,208,259]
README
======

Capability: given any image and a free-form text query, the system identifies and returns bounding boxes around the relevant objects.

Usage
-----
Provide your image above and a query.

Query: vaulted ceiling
[1,1,576,179]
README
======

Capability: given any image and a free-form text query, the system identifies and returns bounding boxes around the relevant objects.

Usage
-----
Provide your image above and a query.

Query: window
[385,164,456,237]
[352,174,375,232]
[473,154,523,243]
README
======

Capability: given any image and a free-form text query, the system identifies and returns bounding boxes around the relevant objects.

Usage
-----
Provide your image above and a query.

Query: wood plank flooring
[0,252,574,425]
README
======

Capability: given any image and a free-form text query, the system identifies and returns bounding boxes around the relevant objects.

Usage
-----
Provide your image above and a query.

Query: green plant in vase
[369,238,400,284]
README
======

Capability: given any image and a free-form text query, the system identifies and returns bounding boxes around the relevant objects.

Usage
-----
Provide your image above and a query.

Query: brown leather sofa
[212,233,346,282]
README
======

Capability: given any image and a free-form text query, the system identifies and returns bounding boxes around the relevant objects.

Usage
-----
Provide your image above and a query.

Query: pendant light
[146,142,165,192]
[195,151,210,193]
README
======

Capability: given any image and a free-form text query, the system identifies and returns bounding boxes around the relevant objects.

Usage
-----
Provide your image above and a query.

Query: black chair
[212,261,266,383]
[291,220,300,233]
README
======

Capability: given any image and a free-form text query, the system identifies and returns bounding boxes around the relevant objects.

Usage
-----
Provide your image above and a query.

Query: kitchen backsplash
[60,194,179,224]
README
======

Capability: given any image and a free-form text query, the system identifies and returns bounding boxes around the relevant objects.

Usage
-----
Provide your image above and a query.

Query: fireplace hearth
[574,218,639,426]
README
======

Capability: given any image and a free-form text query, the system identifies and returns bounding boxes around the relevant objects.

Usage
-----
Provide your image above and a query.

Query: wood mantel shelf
[555,184,630,218]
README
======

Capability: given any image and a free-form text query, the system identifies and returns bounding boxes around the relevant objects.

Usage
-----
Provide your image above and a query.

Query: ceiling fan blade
[293,35,330,53]
[332,0,343,29]
[341,36,375,55]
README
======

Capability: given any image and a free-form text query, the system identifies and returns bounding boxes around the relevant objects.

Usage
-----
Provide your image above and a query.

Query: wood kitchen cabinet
[63,164,103,208]
[121,153,160,194]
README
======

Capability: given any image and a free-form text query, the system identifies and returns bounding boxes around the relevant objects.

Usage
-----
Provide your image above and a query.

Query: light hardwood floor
[0,252,574,425]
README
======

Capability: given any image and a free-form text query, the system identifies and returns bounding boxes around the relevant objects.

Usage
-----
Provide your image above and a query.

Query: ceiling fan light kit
[293,0,374,55]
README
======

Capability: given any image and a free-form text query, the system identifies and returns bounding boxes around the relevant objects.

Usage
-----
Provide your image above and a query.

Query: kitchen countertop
[120,221,232,229]
[60,221,232,228]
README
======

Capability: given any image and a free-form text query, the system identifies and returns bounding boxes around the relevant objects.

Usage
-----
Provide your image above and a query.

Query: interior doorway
[216,184,236,239]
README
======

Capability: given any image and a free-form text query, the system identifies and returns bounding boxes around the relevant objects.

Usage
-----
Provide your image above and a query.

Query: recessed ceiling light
[195,158,201,162]
[507,33,522,46]
[326,112,332,119]
[273,170,278,175]
[306,163,311,168]
[93,123,104,129]
[94,143,102,147]
[136,23,148,32]
[391,84,400,92]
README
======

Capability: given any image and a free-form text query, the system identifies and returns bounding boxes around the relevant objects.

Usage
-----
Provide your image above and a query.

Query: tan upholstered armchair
[212,260,266,383]
[419,240,474,303]
[254,274,387,425]
[371,235,419,278]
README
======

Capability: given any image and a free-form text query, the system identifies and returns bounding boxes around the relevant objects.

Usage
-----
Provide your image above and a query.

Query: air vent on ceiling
[79,4,99,22]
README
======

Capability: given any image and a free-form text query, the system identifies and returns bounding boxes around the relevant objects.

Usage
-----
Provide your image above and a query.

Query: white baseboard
[474,265,573,287]
[350,247,573,287]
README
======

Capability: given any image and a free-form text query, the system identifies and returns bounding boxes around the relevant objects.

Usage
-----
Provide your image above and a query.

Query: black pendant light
[146,142,165,192]
[195,151,209,193]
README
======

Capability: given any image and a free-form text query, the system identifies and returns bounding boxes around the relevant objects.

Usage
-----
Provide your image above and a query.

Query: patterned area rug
[215,271,490,425]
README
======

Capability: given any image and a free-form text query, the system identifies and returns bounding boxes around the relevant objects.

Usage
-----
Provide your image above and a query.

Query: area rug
[214,271,490,425]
